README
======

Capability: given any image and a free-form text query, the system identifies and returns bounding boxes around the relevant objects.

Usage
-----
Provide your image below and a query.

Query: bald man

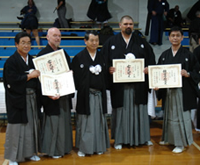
[37,28,73,158]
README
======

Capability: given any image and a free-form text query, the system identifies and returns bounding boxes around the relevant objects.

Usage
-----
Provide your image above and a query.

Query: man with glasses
[3,32,41,165]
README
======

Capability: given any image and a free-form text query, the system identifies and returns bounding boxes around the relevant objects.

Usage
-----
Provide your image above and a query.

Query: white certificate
[113,59,145,83]
[33,49,69,75]
[40,71,75,96]
[148,64,182,89]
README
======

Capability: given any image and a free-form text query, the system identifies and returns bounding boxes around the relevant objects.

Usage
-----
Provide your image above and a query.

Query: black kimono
[166,8,183,27]
[72,48,110,155]
[101,31,156,108]
[187,0,200,21]
[190,45,200,130]
[37,44,72,115]
[148,0,169,45]
[37,44,73,156]
[87,0,112,22]
[101,31,156,146]
[157,46,200,111]
[3,51,40,162]
[72,48,107,115]
[157,46,200,147]
[3,51,39,123]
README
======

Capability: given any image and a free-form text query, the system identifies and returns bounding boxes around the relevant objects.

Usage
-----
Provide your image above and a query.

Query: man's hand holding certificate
[148,64,182,89]
[33,49,75,96]
[112,59,145,83]
[40,71,75,96]
[33,49,69,74]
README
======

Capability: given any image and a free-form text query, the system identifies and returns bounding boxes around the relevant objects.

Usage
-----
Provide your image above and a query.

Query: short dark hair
[120,15,134,23]
[168,26,183,36]
[15,32,31,44]
[84,30,98,40]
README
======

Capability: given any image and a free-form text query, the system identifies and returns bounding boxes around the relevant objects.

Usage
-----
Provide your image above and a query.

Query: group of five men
[3,15,200,165]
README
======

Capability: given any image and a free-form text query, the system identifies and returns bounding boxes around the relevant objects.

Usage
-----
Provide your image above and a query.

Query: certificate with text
[113,59,145,83]
[33,49,69,75]
[148,64,182,89]
[40,71,75,96]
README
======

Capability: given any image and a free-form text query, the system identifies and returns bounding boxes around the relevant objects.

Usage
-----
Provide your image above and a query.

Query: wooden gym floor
[0,120,200,165]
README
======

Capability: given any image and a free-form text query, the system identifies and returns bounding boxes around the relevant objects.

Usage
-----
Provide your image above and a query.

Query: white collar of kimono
[122,33,132,48]
[171,48,176,56]
[21,54,29,65]
[171,46,180,56]
[89,51,97,61]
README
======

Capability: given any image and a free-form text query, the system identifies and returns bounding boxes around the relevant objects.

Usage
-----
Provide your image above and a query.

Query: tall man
[101,15,156,149]
[148,0,169,45]
[3,32,40,165]
[37,27,73,158]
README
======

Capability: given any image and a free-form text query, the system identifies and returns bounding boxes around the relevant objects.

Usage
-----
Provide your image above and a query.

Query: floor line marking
[2,159,9,165]
[193,141,200,151]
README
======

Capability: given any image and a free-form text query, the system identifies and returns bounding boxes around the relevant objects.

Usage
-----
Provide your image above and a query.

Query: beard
[125,28,132,35]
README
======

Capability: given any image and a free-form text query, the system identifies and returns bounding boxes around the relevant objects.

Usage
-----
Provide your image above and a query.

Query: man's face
[120,18,134,35]
[169,31,183,46]
[84,34,99,51]
[47,28,61,48]
[15,36,31,56]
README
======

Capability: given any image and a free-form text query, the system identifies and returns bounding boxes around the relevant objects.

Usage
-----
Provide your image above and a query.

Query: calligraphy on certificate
[113,59,145,83]
[33,49,69,75]
[41,71,75,96]
[148,64,182,89]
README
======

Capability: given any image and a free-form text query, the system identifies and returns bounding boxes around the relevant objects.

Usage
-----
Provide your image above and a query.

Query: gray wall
[0,0,138,22]
[0,0,197,32]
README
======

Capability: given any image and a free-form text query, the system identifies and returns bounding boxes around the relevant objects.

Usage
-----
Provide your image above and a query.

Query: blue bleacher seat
[181,37,189,45]
[0,30,104,79]
[0,60,6,78]
[0,49,16,59]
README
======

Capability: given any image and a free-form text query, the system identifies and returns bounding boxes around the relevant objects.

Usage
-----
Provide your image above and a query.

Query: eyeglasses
[19,42,31,46]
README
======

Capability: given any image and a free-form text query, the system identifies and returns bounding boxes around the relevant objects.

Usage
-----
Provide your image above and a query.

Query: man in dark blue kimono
[149,0,169,45]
